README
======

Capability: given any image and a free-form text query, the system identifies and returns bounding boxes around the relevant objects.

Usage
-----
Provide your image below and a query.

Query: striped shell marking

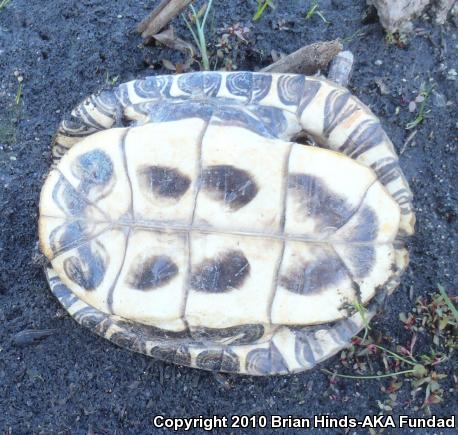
[41,72,414,375]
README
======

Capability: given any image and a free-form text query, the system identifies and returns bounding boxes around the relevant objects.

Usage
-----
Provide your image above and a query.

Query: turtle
[38,71,415,375]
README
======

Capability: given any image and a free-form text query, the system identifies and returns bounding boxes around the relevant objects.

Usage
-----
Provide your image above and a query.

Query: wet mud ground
[0,0,457,433]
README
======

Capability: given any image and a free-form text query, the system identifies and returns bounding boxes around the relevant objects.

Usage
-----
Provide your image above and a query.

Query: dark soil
[0,0,456,433]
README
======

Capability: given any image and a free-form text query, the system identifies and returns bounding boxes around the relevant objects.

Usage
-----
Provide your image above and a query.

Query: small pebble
[12,329,57,347]
[432,91,447,108]
[374,59,383,66]
[447,68,457,80]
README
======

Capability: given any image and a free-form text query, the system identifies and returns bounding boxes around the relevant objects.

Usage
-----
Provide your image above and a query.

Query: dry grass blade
[153,27,196,58]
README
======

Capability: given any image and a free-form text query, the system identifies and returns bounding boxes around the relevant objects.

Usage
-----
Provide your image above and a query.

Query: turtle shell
[39,72,414,375]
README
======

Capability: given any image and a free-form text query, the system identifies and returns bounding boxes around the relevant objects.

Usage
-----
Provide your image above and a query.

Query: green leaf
[412,364,428,378]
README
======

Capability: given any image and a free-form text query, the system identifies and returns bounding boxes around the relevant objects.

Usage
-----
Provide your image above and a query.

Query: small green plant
[406,87,431,130]
[401,284,457,348]
[0,0,12,11]
[323,285,454,414]
[352,301,371,343]
[15,74,23,105]
[386,31,409,48]
[183,0,214,71]
[253,0,274,21]
[342,28,366,43]
[105,72,119,86]
[305,1,329,24]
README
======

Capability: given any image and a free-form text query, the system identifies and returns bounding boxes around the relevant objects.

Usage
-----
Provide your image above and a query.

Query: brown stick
[261,40,342,75]
[138,0,194,39]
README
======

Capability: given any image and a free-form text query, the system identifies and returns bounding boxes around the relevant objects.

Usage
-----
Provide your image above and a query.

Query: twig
[261,39,342,75]
[400,129,417,155]
[138,0,194,40]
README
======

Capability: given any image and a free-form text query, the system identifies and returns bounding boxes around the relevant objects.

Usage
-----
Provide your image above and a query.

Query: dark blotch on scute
[289,173,355,233]
[50,221,90,255]
[201,165,258,210]
[128,255,178,290]
[345,245,375,278]
[140,165,191,199]
[347,207,378,242]
[63,244,107,291]
[71,149,113,194]
[190,250,250,293]
[280,250,348,295]
[53,177,87,216]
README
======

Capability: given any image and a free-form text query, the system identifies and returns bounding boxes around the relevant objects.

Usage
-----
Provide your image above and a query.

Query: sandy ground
[0,0,457,433]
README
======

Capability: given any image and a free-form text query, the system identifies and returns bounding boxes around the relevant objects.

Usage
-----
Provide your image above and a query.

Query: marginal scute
[195,349,240,372]
[277,74,305,106]
[190,324,265,346]
[131,75,173,100]
[203,72,222,97]
[323,89,359,138]
[177,72,203,96]
[341,119,387,159]
[150,344,191,367]
[73,306,107,330]
[246,343,289,375]
[190,249,250,293]
[251,73,272,102]
[297,79,322,114]
[226,72,253,99]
